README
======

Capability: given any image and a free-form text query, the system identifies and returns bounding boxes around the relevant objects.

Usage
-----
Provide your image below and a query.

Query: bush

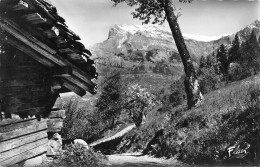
[52,144,105,167]
[54,95,103,142]
[198,66,224,94]
[158,76,186,107]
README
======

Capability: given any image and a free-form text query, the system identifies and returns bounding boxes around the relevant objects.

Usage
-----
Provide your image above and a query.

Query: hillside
[114,72,260,166]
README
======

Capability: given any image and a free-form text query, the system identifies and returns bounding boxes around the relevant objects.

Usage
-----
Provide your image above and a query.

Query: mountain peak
[116,24,167,34]
[108,24,171,39]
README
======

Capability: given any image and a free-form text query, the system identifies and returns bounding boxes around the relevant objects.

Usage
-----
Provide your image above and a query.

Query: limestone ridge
[90,20,260,76]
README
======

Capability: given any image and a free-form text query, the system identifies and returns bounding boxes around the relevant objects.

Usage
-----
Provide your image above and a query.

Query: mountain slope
[90,20,260,77]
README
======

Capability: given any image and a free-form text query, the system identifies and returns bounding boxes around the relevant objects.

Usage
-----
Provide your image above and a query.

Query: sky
[51,0,260,47]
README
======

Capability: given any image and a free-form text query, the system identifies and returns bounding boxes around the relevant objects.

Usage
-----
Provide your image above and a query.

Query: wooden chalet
[0,0,97,166]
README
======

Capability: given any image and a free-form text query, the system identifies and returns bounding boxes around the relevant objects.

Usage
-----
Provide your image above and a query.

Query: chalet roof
[0,0,98,96]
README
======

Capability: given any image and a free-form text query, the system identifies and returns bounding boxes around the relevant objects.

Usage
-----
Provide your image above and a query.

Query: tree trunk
[164,0,203,109]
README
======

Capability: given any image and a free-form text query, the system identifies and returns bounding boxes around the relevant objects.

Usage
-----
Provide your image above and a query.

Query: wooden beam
[63,76,95,95]
[0,119,47,142]
[0,130,47,153]
[21,13,47,24]
[0,0,20,5]
[0,139,47,165]
[5,35,55,67]
[49,66,72,77]
[0,118,39,133]
[0,117,35,127]
[62,80,86,97]
[0,18,96,88]
[5,35,94,95]
[0,19,65,65]
[12,0,28,11]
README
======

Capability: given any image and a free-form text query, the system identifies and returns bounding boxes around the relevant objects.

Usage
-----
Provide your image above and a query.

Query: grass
[118,73,260,165]
[164,74,260,165]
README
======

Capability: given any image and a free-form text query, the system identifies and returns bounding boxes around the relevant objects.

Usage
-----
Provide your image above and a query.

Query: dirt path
[104,154,183,167]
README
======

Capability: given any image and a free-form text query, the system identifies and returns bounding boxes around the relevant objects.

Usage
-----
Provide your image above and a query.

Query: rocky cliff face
[90,20,260,76]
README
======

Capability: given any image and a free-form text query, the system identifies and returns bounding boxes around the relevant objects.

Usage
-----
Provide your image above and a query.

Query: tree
[248,29,258,46]
[206,52,217,68]
[111,0,203,109]
[199,56,206,68]
[123,84,158,126]
[198,56,206,75]
[217,44,229,77]
[229,33,240,62]
[239,30,260,77]
[95,72,124,129]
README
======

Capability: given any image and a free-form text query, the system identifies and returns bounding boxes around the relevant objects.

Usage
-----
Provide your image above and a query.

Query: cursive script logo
[227,142,250,159]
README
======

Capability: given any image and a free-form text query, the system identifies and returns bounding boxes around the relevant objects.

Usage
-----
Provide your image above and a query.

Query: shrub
[52,143,105,167]
[198,66,224,94]
[158,76,186,107]
[54,95,102,142]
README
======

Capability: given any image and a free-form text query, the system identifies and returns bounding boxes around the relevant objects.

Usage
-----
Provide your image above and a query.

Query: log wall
[0,117,48,166]
[0,44,59,118]
[0,41,62,166]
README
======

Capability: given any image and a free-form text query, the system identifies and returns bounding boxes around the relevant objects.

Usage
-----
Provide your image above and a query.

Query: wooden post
[46,108,65,157]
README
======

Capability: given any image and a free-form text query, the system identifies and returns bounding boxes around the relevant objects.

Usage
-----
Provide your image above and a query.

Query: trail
[91,125,184,166]
[104,154,183,167]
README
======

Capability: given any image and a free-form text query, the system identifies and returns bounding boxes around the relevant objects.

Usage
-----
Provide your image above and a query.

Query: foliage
[198,56,206,74]
[112,0,193,25]
[52,144,104,167]
[198,52,224,94]
[198,65,224,94]
[158,76,186,107]
[112,0,203,110]
[122,83,160,126]
[216,44,229,76]
[238,30,260,79]
[95,71,125,129]
[117,72,260,165]
[157,75,260,165]
[228,33,240,62]
[54,95,103,142]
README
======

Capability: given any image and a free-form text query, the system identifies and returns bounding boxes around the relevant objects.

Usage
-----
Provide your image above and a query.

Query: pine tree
[95,72,123,129]
[206,52,216,68]
[199,56,206,69]
[239,30,260,77]
[229,33,240,62]
[248,30,258,46]
[217,44,229,76]
[198,56,206,76]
